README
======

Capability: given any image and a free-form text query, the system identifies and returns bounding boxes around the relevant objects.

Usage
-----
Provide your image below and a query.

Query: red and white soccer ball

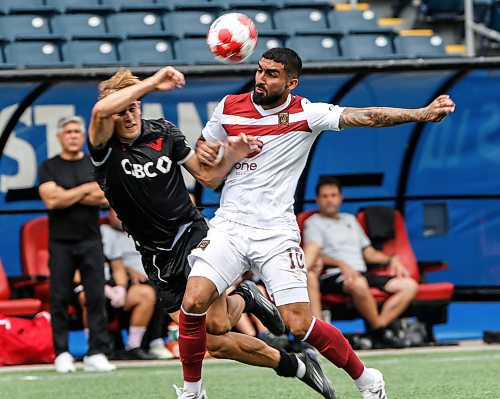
[207,13,258,64]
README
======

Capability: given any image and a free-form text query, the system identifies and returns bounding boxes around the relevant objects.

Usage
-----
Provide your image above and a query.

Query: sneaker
[357,368,388,399]
[371,329,408,349]
[54,351,76,373]
[119,347,158,360]
[173,384,207,399]
[149,345,174,360]
[258,330,289,350]
[296,348,337,399]
[83,353,116,372]
[232,280,285,336]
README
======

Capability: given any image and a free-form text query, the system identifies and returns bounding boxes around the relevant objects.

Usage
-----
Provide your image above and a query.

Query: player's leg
[378,276,418,327]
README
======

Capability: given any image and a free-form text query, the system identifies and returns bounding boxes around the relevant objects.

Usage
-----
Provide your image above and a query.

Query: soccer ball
[206,13,258,64]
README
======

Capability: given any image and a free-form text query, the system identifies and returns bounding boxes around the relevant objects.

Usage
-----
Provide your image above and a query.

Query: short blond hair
[98,68,141,100]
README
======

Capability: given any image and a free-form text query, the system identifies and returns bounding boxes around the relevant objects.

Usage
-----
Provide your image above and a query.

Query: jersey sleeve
[303,215,325,247]
[303,100,345,132]
[167,122,195,165]
[38,160,54,185]
[202,96,228,143]
[87,138,112,167]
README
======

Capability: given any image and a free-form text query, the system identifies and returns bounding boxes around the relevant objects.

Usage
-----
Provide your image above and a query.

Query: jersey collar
[251,93,292,117]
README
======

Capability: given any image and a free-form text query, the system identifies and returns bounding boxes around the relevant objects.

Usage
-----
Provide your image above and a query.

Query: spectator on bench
[303,177,418,348]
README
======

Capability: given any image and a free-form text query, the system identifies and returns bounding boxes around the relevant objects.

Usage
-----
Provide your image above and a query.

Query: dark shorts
[320,272,395,295]
[137,219,208,313]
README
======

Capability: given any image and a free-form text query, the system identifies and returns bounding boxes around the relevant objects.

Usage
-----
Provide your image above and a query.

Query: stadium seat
[297,207,454,341]
[0,0,56,15]
[0,15,59,41]
[45,0,113,14]
[286,35,341,61]
[230,9,275,34]
[119,39,176,65]
[52,14,116,40]
[107,12,173,39]
[212,0,278,9]
[341,34,394,60]
[62,40,119,66]
[163,11,218,37]
[4,41,69,68]
[0,258,42,317]
[328,9,389,34]
[417,0,465,22]
[243,35,284,63]
[101,0,163,12]
[274,8,329,35]
[394,34,447,58]
[173,37,219,64]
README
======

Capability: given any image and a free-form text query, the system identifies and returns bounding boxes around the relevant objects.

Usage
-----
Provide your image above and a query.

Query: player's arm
[79,181,108,206]
[89,66,185,149]
[363,246,409,277]
[39,181,92,210]
[184,133,262,189]
[339,94,455,129]
[109,258,128,287]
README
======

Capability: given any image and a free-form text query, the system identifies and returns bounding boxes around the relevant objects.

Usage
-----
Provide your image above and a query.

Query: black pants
[49,239,109,356]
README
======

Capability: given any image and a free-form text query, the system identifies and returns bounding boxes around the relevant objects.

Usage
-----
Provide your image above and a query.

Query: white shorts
[188,217,310,306]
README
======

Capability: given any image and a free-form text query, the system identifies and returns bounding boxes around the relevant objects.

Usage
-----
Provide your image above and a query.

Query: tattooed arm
[339,94,455,129]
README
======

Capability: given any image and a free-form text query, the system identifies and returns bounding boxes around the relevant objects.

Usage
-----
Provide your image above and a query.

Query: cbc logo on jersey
[121,156,172,178]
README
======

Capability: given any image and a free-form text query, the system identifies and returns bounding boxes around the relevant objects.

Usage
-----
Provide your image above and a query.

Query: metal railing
[465,0,500,56]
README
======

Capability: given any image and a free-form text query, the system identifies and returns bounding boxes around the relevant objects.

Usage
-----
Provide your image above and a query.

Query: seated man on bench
[303,177,418,348]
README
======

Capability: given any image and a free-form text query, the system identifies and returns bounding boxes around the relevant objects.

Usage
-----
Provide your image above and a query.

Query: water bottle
[168,322,179,342]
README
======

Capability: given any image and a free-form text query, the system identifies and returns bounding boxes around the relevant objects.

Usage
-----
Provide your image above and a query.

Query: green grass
[2,348,500,399]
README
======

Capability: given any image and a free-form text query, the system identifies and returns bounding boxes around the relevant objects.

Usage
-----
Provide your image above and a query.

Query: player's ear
[287,79,298,90]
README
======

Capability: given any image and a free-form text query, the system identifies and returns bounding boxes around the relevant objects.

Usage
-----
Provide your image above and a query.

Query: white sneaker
[357,368,388,399]
[83,353,116,372]
[173,384,207,399]
[149,345,174,360]
[54,352,76,373]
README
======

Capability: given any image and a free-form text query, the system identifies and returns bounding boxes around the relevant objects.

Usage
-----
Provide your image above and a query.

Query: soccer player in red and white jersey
[177,48,456,399]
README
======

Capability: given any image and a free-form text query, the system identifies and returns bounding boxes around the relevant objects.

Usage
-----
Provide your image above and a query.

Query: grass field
[2,346,500,399]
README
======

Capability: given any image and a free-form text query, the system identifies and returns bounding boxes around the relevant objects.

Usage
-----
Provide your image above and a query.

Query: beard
[252,89,283,106]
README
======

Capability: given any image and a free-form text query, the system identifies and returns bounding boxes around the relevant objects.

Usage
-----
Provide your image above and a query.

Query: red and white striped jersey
[202,92,344,230]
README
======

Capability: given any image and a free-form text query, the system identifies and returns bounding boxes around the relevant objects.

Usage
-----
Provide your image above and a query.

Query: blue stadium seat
[62,40,119,66]
[4,41,68,68]
[45,0,113,14]
[107,12,173,39]
[0,0,56,15]
[341,34,394,60]
[173,37,219,64]
[119,39,176,65]
[100,0,163,12]
[0,15,59,41]
[52,14,115,40]
[163,11,217,37]
[212,0,278,9]
[243,35,284,63]
[229,9,274,34]
[286,35,340,61]
[328,9,388,34]
[418,0,464,22]
[394,35,447,58]
[274,8,329,35]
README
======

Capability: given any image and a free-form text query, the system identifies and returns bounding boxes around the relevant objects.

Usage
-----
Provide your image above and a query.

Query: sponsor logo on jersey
[234,161,258,175]
[121,155,172,178]
[198,240,210,250]
[146,137,163,151]
[278,112,289,126]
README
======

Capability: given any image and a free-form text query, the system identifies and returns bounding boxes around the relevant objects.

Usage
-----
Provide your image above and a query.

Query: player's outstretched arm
[339,94,455,129]
[89,66,185,149]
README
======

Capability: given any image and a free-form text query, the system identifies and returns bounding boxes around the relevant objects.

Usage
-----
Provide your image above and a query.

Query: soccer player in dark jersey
[88,66,336,399]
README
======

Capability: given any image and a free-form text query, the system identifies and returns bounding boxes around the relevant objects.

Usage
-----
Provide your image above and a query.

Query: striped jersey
[202,92,344,230]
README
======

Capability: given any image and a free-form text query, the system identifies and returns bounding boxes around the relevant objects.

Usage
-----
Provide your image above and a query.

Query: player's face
[253,58,297,109]
[57,121,85,155]
[112,101,142,142]
[317,184,343,217]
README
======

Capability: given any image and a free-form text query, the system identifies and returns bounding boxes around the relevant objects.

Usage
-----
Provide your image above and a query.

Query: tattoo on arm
[339,107,423,129]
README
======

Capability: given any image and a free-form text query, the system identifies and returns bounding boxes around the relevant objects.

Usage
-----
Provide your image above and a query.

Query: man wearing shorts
[303,177,418,349]
[180,47,455,399]
[88,66,336,399]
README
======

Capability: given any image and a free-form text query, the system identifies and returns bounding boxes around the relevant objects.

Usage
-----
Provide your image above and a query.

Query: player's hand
[340,265,360,286]
[226,133,263,161]
[421,94,455,122]
[105,285,127,308]
[197,139,222,166]
[128,269,148,285]
[388,256,410,278]
[149,66,185,91]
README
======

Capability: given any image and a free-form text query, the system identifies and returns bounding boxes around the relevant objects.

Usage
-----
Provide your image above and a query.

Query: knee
[206,317,231,336]
[138,285,156,305]
[287,318,312,340]
[404,278,419,295]
[346,275,369,295]
[182,279,217,314]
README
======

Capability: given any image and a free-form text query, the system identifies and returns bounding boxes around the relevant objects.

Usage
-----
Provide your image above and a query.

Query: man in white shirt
[303,177,418,348]
[178,47,455,399]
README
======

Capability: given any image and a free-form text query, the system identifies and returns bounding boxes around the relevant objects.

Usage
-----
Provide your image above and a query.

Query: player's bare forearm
[39,182,88,210]
[339,94,455,129]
